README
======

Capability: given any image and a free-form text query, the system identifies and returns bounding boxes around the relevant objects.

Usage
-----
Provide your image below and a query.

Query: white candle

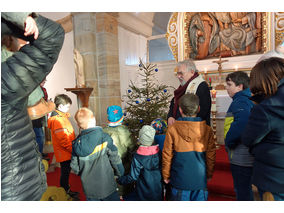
[211,103,217,111]
[234,65,238,71]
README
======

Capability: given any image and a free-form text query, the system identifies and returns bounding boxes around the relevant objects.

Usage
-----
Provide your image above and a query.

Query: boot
[28,98,55,120]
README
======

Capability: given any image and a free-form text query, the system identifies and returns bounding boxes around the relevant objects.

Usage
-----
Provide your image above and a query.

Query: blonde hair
[75,107,94,129]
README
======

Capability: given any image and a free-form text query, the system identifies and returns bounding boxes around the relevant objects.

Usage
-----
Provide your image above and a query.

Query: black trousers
[60,160,71,192]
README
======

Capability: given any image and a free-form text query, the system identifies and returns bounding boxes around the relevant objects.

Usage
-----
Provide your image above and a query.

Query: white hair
[257,42,284,63]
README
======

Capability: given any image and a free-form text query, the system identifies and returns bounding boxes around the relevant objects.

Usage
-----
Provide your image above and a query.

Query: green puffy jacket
[103,125,136,196]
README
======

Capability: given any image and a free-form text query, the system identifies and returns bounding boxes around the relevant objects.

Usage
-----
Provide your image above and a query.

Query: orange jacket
[48,110,75,162]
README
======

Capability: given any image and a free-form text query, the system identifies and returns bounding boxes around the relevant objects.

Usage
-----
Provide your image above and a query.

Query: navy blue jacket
[117,145,163,201]
[224,88,254,167]
[243,78,284,193]
[71,127,124,199]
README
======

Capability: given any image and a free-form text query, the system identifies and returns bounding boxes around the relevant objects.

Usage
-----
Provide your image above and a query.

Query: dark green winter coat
[1,12,64,200]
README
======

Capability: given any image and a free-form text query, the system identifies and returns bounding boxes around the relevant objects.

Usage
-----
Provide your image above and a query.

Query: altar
[214,90,232,145]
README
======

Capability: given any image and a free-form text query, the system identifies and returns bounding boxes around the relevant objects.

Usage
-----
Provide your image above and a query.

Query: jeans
[170,187,208,201]
[230,164,253,201]
[86,191,120,201]
[33,127,45,153]
[60,160,71,192]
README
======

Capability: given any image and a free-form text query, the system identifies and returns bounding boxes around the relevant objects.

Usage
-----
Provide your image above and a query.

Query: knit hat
[107,105,123,127]
[139,125,156,146]
[151,118,168,134]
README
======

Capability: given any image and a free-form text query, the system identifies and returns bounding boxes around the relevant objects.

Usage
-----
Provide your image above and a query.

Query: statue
[73,48,85,88]
[187,12,262,60]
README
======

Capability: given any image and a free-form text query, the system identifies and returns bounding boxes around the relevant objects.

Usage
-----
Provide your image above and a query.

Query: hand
[164,179,170,184]
[24,16,39,39]
[167,117,176,126]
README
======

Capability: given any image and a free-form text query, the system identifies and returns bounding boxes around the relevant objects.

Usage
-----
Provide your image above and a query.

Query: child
[224,71,254,200]
[47,94,78,198]
[162,93,216,201]
[103,105,136,197]
[71,107,124,201]
[151,118,170,200]
[151,118,168,151]
[117,125,163,201]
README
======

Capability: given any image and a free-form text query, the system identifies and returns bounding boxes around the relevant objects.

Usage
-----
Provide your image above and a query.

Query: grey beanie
[139,125,156,146]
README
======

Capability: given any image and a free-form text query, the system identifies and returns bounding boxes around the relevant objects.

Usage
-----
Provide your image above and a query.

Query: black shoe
[42,153,49,158]
[67,189,79,197]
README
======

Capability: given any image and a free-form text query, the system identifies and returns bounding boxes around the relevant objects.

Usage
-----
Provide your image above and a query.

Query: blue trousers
[87,191,120,201]
[33,127,45,153]
[170,187,208,201]
[230,164,254,201]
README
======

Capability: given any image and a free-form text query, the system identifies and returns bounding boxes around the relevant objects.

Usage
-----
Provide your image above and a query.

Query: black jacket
[71,127,124,199]
[168,81,212,126]
[1,13,64,200]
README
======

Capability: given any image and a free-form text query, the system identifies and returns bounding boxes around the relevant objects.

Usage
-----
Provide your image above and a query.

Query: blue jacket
[243,78,284,193]
[71,127,124,199]
[117,145,163,201]
[154,134,166,151]
[224,88,254,167]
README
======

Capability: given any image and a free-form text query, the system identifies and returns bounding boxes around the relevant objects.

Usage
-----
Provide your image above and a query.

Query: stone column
[72,12,121,126]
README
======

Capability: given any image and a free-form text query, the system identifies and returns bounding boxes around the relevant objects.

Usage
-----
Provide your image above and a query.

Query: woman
[242,56,284,201]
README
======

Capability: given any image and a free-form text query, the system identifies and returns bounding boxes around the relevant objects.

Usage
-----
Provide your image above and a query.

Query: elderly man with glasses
[167,59,212,126]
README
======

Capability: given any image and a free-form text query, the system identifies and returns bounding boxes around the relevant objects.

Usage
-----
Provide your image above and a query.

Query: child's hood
[72,127,104,157]
[47,110,70,129]
[172,120,209,143]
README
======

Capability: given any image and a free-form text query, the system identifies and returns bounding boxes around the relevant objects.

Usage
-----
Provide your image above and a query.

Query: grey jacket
[1,13,64,200]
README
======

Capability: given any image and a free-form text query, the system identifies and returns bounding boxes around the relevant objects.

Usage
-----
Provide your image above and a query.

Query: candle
[211,103,217,111]
[210,89,217,99]
[204,68,207,74]
[234,65,238,71]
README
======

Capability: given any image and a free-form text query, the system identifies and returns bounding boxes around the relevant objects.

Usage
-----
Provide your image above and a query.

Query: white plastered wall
[39,12,79,135]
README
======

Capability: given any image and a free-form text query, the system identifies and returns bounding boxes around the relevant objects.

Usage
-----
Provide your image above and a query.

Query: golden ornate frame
[166,12,273,62]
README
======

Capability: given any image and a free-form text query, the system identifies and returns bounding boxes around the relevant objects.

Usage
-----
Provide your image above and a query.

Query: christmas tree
[123,59,172,140]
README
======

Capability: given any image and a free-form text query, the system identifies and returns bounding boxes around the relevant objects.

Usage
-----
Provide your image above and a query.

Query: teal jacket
[224,88,254,167]
[71,127,124,199]
[117,145,163,201]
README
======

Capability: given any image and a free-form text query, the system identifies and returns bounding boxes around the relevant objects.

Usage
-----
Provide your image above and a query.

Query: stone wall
[72,12,121,126]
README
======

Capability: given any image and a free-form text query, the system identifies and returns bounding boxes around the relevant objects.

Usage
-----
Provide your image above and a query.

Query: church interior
[2,10,284,204]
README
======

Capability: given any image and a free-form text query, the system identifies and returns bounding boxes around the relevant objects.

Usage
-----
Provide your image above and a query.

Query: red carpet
[46,145,236,201]
[207,145,236,200]
[46,153,86,201]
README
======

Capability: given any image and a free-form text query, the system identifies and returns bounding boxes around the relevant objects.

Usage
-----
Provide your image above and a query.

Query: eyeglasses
[175,71,187,77]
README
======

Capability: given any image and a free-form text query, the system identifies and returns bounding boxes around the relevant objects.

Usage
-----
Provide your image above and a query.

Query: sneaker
[67,189,79,197]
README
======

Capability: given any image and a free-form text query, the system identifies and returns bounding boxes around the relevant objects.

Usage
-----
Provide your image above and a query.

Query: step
[208,192,236,201]
[208,170,235,197]
[214,161,231,171]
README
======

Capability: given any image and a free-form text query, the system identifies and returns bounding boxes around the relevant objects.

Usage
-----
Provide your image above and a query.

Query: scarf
[173,72,199,118]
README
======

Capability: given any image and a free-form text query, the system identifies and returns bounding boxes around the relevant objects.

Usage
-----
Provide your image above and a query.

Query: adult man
[167,59,211,126]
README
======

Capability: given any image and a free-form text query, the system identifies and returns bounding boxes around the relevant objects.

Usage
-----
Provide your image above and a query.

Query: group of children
[47,91,216,201]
